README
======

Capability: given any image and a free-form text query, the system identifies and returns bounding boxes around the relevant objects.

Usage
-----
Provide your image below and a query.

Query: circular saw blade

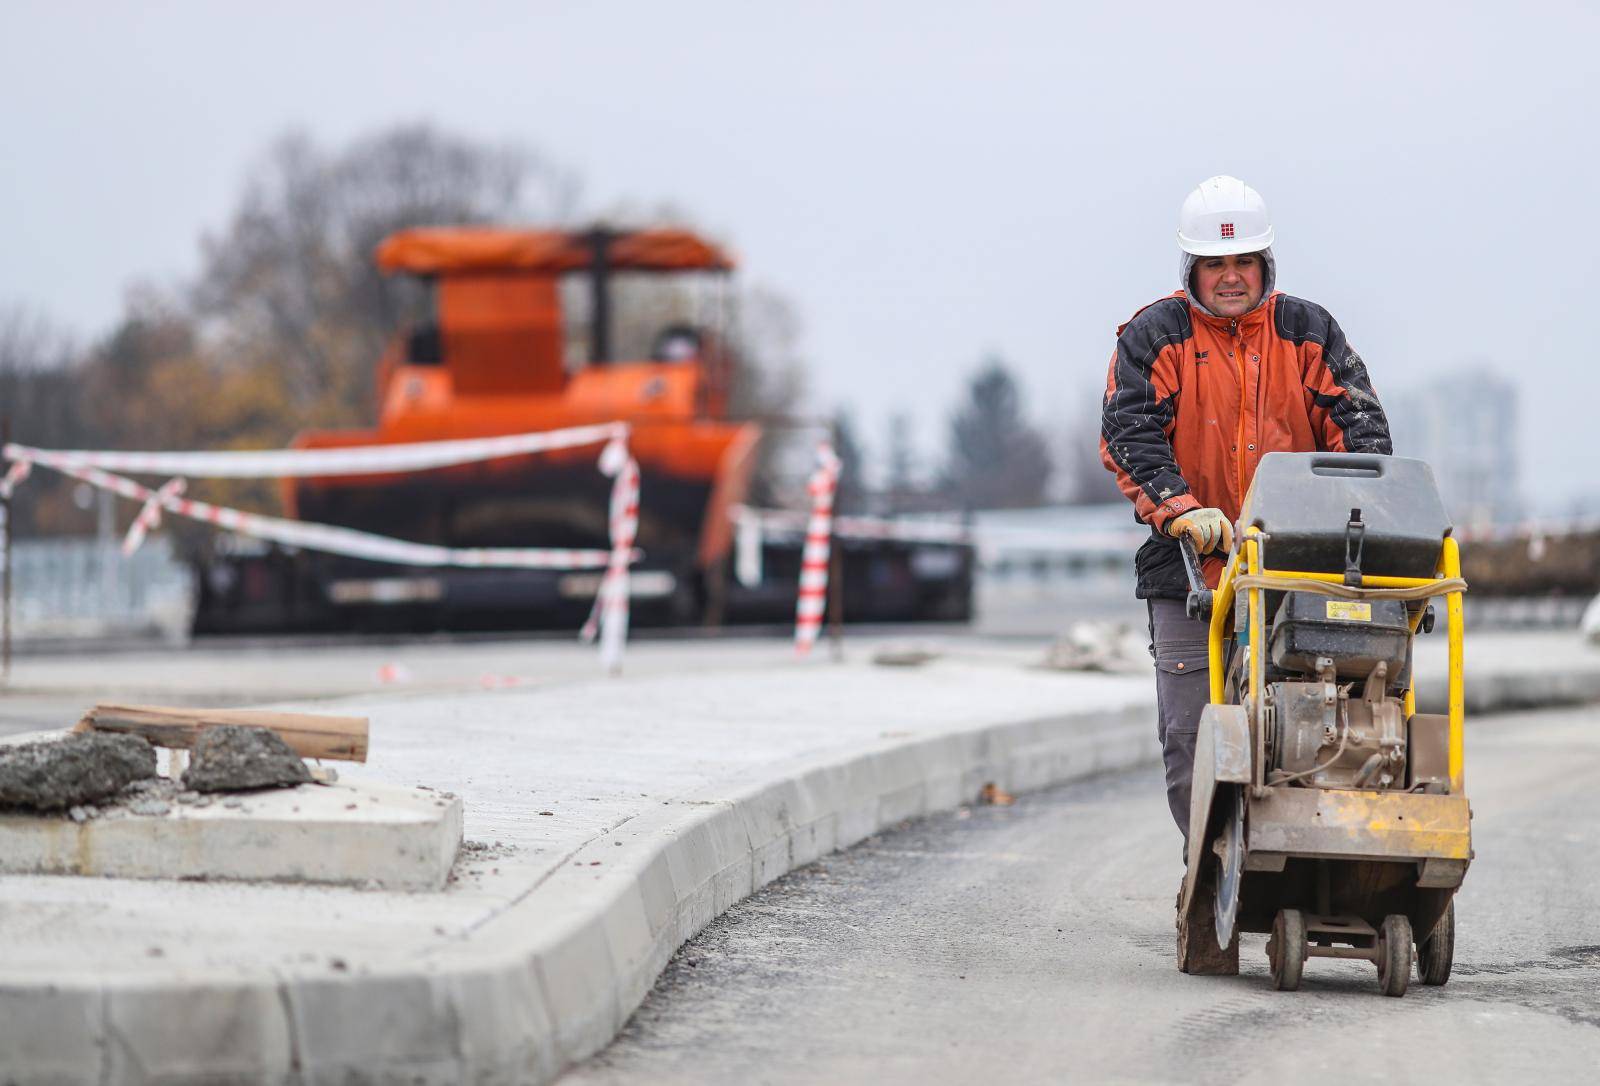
[1213,784,1245,947]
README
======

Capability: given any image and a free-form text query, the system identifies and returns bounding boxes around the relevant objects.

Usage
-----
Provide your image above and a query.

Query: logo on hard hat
[1220,223,1235,239]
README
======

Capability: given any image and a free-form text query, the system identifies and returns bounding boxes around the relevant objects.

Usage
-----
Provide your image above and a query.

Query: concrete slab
[0,777,462,889]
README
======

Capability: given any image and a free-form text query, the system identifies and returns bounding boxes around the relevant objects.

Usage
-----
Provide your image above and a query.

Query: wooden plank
[75,704,368,763]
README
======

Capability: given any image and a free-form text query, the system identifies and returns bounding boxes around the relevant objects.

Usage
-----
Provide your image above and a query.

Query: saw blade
[1213,784,1245,947]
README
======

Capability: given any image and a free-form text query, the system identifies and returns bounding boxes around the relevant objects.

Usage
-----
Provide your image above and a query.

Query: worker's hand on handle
[1167,507,1234,556]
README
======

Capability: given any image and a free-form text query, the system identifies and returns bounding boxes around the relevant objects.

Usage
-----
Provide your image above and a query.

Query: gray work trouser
[1147,597,1211,840]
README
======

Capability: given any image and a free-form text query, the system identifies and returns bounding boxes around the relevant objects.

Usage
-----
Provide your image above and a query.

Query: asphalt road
[566,705,1600,1086]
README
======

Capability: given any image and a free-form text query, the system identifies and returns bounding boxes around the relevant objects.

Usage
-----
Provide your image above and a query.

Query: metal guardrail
[5,536,193,641]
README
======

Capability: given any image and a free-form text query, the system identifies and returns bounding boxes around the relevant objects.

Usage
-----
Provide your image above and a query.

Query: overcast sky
[3,1,1596,509]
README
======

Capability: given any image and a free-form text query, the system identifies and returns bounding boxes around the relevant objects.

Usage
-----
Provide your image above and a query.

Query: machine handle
[1309,454,1384,478]
[1179,537,1214,623]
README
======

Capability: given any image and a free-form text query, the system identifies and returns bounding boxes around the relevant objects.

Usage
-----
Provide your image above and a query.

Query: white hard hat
[1177,175,1274,256]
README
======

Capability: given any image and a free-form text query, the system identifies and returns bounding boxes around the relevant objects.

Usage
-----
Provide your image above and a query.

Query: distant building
[1390,366,1521,529]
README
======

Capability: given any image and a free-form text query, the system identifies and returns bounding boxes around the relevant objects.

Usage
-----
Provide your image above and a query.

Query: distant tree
[727,285,806,420]
[830,408,867,514]
[0,303,79,442]
[0,303,86,534]
[884,412,916,514]
[195,123,580,420]
[940,357,1053,509]
[1060,399,1125,505]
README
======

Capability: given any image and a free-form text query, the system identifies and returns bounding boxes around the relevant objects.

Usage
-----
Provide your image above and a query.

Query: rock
[128,797,171,818]
[0,733,157,811]
[872,645,941,668]
[1038,621,1148,673]
[181,726,312,794]
[69,806,89,823]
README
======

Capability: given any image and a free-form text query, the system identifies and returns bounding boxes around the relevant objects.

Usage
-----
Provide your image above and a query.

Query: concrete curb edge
[0,699,1159,1084]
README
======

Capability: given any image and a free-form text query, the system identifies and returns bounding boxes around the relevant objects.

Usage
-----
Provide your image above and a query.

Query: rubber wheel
[1418,900,1455,986]
[1377,914,1413,997]
[1267,908,1307,991]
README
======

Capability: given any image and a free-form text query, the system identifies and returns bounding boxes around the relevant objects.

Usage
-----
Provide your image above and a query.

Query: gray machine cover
[1240,453,1452,579]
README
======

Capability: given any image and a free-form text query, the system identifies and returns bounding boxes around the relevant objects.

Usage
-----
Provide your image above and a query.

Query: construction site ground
[0,627,1595,1082]
[571,702,1600,1086]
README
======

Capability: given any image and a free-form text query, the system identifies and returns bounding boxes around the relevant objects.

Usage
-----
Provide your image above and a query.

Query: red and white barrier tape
[1,422,627,480]
[794,442,842,656]
[122,477,186,555]
[581,436,641,673]
[13,457,624,570]
[0,457,31,501]
[733,504,974,545]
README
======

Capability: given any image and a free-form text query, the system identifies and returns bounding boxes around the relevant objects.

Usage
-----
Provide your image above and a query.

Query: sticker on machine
[1325,600,1373,622]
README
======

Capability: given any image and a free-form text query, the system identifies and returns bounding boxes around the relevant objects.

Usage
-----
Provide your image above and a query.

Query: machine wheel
[1377,914,1413,997]
[1267,908,1307,991]
[1418,900,1455,986]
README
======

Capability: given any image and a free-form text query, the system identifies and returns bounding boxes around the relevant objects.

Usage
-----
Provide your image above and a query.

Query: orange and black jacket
[1100,290,1391,599]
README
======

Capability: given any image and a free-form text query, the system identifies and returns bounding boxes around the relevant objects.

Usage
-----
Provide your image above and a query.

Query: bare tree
[0,303,85,533]
[0,303,77,438]
[727,284,806,421]
[195,124,580,418]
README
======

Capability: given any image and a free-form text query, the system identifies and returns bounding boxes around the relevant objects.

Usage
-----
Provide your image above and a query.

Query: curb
[0,700,1158,1084]
[1415,670,1600,716]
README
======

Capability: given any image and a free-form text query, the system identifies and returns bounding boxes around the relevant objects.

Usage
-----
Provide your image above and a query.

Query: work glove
[1167,507,1234,556]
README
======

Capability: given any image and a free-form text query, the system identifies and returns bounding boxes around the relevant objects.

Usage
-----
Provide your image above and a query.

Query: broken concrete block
[0,733,157,811]
[181,726,312,793]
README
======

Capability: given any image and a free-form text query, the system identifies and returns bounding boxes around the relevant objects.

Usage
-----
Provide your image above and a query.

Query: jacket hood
[1181,247,1276,318]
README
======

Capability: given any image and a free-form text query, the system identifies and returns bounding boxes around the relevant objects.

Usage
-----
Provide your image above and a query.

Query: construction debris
[1038,621,1148,673]
[977,781,1016,806]
[0,733,157,811]
[77,703,368,762]
[180,726,312,794]
[872,644,943,668]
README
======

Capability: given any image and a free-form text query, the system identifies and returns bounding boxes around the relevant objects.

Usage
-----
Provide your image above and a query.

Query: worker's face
[1193,252,1265,318]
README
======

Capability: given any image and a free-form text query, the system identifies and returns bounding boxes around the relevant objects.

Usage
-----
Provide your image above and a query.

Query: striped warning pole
[794,442,842,656]
[581,436,641,673]
[0,425,19,684]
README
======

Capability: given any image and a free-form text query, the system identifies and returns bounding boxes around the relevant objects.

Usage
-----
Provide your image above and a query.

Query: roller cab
[192,227,974,633]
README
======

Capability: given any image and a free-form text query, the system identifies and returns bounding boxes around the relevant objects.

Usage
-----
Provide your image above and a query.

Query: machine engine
[1237,453,1456,797]
[1263,592,1411,790]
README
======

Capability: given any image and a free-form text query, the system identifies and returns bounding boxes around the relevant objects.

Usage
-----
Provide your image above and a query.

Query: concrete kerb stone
[0,697,1156,1084]
[508,698,1160,1076]
[287,969,466,1081]
[0,986,105,1082]
[0,778,462,890]
[385,695,1158,1082]
[103,976,296,1084]
[1412,657,1600,717]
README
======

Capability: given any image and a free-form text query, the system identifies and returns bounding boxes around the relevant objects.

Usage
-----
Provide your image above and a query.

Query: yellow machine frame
[1205,528,1466,794]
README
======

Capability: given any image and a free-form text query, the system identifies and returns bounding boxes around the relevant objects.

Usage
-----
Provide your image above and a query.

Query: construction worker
[1100,175,1392,840]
